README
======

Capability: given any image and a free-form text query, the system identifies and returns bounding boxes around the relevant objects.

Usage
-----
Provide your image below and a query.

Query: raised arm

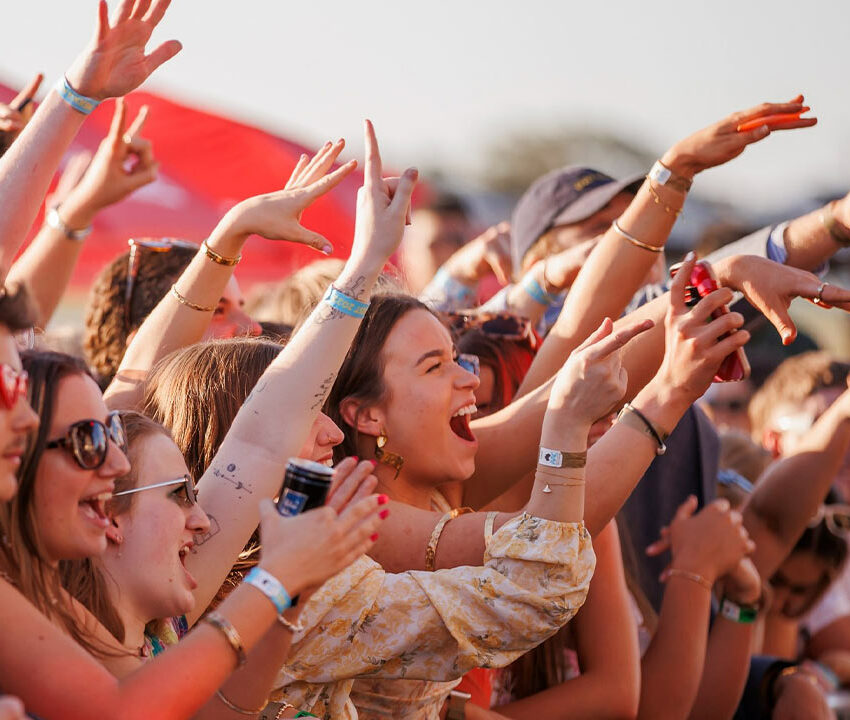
[516,98,816,397]
[638,498,755,720]
[495,521,640,720]
[185,120,419,621]
[1,493,381,720]
[743,381,850,580]
[0,0,181,281]
[103,139,355,410]
[7,100,156,327]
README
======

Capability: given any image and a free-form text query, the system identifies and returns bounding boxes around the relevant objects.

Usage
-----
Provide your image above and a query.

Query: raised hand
[649,496,755,587]
[541,237,597,291]
[549,316,654,427]
[256,486,385,594]
[660,96,817,181]
[440,221,512,286]
[654,253,750,401]
[326,457,380,513]
[221,141,356,254]
[348,119,419,272]
[0,73,43,136]
[60,99,156,222]
[65,0,182,101]
[715,254,850,345]
[0,697,25,720]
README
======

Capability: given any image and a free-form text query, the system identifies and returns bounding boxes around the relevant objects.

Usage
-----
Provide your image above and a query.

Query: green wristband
[720,596,758,623]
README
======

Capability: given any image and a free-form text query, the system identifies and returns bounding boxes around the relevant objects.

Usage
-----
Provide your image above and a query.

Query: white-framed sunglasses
[807,503,850,536]
[113,474,198,506]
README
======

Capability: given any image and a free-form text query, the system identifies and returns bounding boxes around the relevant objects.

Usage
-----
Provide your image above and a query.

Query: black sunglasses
[45,411,128,470]
[441,311,539,350]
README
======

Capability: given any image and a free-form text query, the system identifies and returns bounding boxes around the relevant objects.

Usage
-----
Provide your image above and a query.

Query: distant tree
[477,125,657,194]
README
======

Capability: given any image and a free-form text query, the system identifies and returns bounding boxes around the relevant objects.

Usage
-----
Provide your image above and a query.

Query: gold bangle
[425,508,472,571]
[171,284,216,313]
[666,568,712,591]
[484,511,498,544]
[215,689,268,715]
[276,614,304,634]
[203,611,247,666]
[611,219,664,254]
[645,177,683,218]
[203,239,242,266]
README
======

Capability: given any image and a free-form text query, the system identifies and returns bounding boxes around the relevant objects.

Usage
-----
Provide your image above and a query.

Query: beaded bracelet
[245,566,292,615]
[55,76,100,115]
[323,285,369,318]
[203,611,247,666]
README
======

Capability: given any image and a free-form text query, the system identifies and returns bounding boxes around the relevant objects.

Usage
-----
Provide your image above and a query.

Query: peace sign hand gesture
[66,0,182,101]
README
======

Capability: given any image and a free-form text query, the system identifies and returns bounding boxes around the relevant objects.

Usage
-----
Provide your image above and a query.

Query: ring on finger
[813,281,829,306]
[123,133,134,145]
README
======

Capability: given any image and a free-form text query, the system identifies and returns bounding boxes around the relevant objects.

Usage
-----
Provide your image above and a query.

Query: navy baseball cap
[510,166,644,271]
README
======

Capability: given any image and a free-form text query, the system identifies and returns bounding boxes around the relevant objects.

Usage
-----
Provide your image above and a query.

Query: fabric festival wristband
[433,268,475,303]
[55,76,100,115]
[521,274,558,306]
[323,285,369,318]
[245,566,292,614]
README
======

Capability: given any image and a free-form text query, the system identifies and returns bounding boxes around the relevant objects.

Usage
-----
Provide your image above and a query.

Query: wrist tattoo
[315,275,367,324]
[311,372,337,410]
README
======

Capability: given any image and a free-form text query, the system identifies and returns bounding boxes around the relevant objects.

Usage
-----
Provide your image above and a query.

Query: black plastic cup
[276,458,333,517]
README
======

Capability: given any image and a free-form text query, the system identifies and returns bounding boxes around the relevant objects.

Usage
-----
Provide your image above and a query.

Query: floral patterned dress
[271,513,596,720]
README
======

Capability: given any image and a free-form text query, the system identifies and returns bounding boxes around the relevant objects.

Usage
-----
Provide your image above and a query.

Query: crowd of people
[3,2,850,718]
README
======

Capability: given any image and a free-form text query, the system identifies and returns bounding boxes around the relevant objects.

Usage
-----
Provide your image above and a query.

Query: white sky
[2,0,849,212]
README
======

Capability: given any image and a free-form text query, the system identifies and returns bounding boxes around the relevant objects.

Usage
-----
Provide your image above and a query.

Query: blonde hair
[748,352,850,439]
[245,259,345,327]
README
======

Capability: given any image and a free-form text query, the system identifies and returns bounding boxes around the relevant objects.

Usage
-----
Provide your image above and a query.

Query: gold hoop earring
[375,432,404,478]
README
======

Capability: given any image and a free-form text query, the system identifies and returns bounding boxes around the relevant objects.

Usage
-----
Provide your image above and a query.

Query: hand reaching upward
[66,0,182,101]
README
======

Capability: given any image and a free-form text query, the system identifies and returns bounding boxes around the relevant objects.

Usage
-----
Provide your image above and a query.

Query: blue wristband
[521,274,558,306]
[323,285,369,318]
[244,567,292,614]
[433,268,475,303]
[55,76,100,115]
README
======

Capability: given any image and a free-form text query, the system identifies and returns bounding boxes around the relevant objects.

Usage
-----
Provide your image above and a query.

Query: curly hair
[82,244,197,385]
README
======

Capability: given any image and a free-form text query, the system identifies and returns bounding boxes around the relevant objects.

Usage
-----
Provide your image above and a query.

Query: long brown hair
[60,411,172,647]
[143,337,285,605]
[0,351,110,657]
[325,294,430,462]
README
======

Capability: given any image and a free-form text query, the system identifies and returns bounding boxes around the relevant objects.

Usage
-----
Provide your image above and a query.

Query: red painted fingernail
[370,460,378,467]
[370,533,379,542]
[379,509,390,519]
[377,494,389,505]
[351,456,358,462]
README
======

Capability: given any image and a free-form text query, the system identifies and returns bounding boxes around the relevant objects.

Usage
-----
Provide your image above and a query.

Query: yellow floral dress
[271,513,596,719]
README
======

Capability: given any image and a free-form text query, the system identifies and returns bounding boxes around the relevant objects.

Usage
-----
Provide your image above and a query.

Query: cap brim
[550,173,644,228]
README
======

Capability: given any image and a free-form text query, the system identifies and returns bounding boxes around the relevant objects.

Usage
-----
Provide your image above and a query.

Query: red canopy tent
[0,80,364,290]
